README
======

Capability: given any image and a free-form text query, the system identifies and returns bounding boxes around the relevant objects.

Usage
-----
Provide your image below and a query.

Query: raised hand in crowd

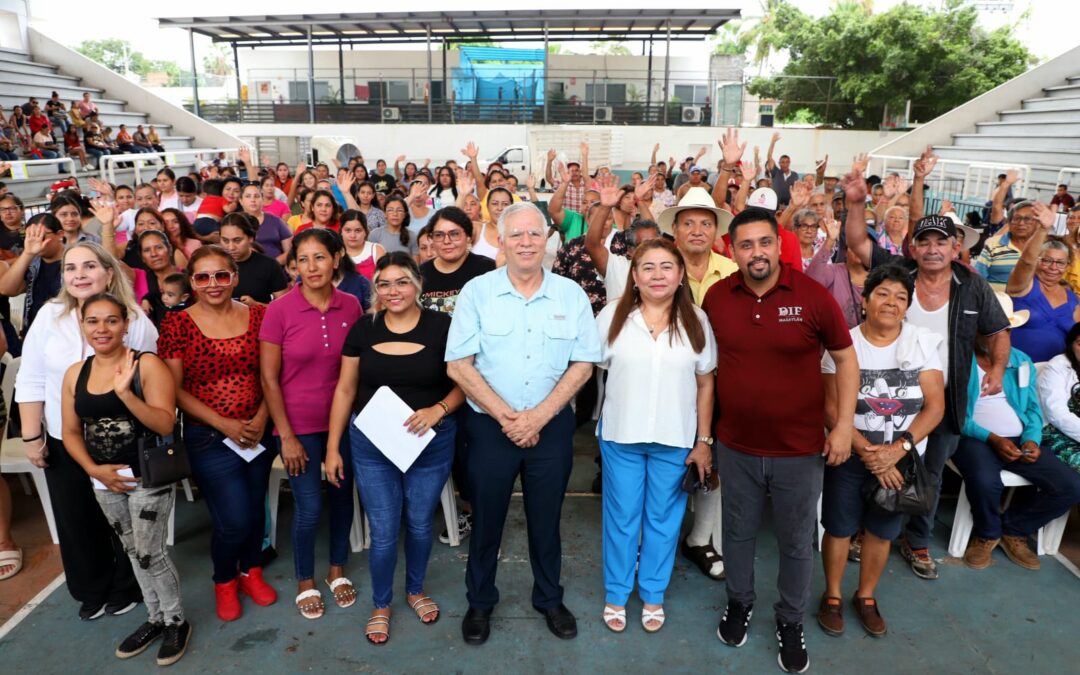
[913,145,938,178]
[718,127,747,167]
[597,173,621,207]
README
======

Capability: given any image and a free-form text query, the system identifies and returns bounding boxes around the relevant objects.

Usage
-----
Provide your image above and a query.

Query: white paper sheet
[353,386,436,472]
[91,467,138,491]
[223,438,267,463]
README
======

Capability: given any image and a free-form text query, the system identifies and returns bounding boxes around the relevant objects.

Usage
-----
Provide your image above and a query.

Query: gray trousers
[95,485,185,625]
[718,442,824,625]
[903,422,961,550]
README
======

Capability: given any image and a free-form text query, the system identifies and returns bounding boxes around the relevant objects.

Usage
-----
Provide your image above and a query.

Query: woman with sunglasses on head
[261,228,364,620]
[324,252,464,645]
[16,242,155,621]
[1006,202,1080,363]
[157,245,277,622]
[60,292,192,665]
[368,195,418,258]
[239,182,292,264]
[218,213,289,307]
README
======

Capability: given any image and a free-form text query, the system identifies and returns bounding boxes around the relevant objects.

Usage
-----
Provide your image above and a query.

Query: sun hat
[656,187,734,237]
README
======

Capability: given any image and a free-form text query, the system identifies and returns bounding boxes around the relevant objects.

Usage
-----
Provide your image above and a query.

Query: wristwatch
[697,435,714,446]
[899,431,915,453]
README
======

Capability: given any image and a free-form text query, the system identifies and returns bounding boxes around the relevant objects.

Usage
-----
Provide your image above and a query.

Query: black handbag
[862,449,937,516]
[131,354,191,488]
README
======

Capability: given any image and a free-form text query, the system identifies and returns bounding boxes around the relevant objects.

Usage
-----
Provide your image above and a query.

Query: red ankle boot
[237,567,277,606]
[215,579,242,621]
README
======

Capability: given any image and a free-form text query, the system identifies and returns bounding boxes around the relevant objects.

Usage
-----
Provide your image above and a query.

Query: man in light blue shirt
[447,201,600,646]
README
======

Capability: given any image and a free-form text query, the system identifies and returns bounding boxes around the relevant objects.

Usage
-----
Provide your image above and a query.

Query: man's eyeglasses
[1038,257,1068,270]
[191,270,235,288]
[431,230,464,242]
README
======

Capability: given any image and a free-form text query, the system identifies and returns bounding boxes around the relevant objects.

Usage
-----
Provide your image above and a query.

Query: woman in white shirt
[16,240,159,619]
[594,238,716,634]
[1037,322,1080,474]
[819,264,944,638]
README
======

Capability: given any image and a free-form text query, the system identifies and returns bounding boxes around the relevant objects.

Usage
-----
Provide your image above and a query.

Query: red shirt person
[703,207,858,673]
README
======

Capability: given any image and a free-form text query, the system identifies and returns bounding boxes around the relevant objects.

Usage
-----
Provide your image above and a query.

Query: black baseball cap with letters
[912,214,956,240]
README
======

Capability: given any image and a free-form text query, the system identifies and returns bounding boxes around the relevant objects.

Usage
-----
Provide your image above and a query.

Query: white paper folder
[353,386,436,472]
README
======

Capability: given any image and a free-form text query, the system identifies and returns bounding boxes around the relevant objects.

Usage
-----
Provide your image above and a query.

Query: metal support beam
[232,43,242,105]
[426,25,433,123]
[188,29,200,117]
[441,38,447,111]
[307,26,315,123]
[338,39,345,104]
[543,21,549,124]
[662,21,671,126]
[645,38,653,118]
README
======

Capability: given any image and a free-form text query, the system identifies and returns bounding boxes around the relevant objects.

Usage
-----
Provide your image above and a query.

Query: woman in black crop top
[325,252,465,645]
[60,293,192,665]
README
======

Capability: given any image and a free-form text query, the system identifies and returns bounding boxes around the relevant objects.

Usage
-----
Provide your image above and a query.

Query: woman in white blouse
[594,238,716,634]
[15,240,159,619]
[1038,322,1080,474]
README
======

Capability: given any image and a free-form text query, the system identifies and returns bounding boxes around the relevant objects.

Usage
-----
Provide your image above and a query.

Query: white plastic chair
[946,460,1069,557]
[440,476,461,547]
[267,455,365,553]
[0,355,59,545]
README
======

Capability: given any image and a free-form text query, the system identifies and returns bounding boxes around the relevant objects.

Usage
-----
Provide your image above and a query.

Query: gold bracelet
[436,400,450,416]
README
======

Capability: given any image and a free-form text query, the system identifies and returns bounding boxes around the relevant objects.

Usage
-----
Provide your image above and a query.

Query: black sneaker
[439,511,473,545]
[717,600,753,647]
[156,620,192,666]
[115,621,164,658]
[776,620,809,673]
[79,602,106,621]
[105,600,139,616]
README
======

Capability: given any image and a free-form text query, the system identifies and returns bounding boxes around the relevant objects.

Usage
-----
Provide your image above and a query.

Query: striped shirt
[975,232,1022,292]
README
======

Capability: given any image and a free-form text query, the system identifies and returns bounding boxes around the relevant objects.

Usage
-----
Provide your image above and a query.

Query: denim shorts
[820,454,904,541]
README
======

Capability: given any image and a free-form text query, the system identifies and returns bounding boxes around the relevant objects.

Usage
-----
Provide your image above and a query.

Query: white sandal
[641,607,665,633]
[0,549,22,581]
[603,605,626,633]
[295,589,324,620]
[325,576,357,609]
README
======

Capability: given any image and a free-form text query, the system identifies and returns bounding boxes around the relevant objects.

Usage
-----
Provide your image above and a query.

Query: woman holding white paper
[157,245,277,623]
[325,251,465,645]
[60,292,192,665]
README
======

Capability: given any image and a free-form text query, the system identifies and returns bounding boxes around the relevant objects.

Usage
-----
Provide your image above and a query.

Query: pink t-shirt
[259,286,362,435]
[264,200,291,220]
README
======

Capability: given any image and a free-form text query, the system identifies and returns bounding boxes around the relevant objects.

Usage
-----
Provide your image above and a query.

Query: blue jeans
[952,436,1080,539]
[600,430,688,605]
[185,424,274,583]
[284,432,354,581]
[0,150,17,161]
[351,415,455,608]
[86,147,109,162]
[39,149,58,159]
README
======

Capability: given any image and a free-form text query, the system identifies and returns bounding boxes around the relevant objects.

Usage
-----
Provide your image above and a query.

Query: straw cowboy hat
[944,212,981,252]
[657,187,734,237]
[995,291,1030,329]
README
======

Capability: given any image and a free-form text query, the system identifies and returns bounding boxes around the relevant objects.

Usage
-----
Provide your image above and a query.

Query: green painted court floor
[1,443,1078,673]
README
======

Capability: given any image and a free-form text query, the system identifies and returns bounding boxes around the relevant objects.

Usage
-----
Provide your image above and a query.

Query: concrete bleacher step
[975,120,1080,136]
[997,108,1080,123]
[0,67,79,87]
[1019,96,1080,113]
[0,58,58,77]
[933,145,1080,169]
[951,134,1080,152]
[0,81,104,101]
[0,95,129,113]
[1044,84,1080,99]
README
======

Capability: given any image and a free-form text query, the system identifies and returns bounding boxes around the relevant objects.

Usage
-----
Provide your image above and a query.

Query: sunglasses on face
[191,270,235,287]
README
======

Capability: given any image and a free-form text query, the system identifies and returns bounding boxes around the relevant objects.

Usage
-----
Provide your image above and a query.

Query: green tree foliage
[590,41,631,56]
[75,39,182,85]
[202,44,234,76]
[745,1,1035,129]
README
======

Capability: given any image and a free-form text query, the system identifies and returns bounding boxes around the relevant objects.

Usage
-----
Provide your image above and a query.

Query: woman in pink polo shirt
[260,228,363,620]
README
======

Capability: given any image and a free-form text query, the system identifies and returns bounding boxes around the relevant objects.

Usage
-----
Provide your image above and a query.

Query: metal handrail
[1056,167,1080,189]
[869,154,1031,201]
[100,147,242,185]
[2,156,79,179]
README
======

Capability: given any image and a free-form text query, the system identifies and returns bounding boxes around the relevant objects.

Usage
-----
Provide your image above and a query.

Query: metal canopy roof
[156,9,741,47]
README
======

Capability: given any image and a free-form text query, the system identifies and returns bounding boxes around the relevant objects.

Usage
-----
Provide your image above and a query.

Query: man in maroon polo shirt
[704,207,858,674]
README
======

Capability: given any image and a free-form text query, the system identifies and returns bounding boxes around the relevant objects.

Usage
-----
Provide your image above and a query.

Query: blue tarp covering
[453,47,545,117]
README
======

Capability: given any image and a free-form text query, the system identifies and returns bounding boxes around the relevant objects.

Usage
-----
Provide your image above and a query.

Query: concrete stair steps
[997,108,1080,123]
[933,144,1080,169]
[975,120,1080,136]
[0,80,105,101]
[0,95,128,114]
[1019,96,1080,112]
[0,67,77,87]
[1044,83,1080,99]
[0,58,58,77]
[951,134,1080,152]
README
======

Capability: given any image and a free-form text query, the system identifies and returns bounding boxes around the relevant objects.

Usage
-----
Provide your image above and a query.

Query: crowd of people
[0,92,165,171]
[0,129,1079,674]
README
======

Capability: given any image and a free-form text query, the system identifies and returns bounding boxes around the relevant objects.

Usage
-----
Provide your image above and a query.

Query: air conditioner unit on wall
[682,106,702,124]
[594,106,613,123]
[381,107,400,121]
